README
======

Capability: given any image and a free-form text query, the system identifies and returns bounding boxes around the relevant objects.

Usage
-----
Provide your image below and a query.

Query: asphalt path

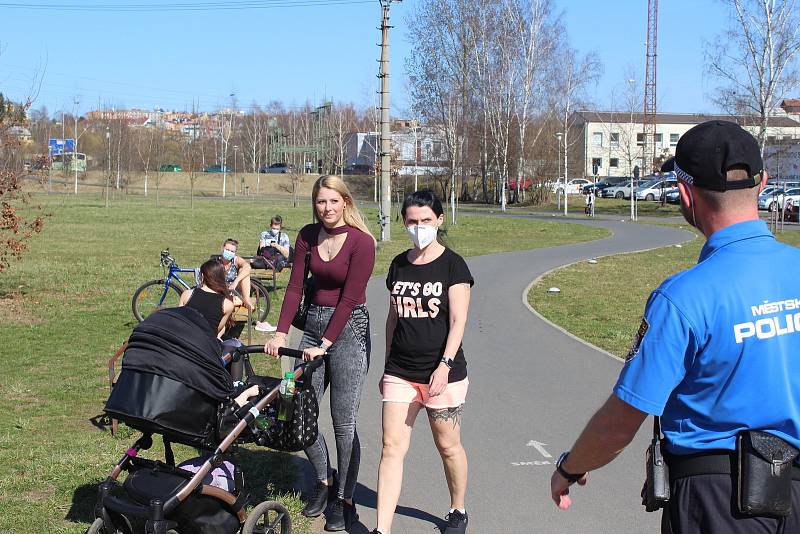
[298,217,694,533]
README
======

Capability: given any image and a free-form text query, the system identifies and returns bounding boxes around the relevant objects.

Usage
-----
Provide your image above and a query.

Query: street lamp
[105,127,111,207]
[413,122,419,192]
[233,145,239,195]
[555,132,563,211]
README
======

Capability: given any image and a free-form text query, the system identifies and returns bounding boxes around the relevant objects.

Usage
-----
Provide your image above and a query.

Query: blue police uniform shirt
[614,219,800,455]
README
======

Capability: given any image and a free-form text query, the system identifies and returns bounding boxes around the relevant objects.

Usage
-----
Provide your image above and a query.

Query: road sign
[48,138,76,156]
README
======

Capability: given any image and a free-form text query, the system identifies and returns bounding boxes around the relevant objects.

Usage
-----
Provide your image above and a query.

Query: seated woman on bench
[220,238,254,311]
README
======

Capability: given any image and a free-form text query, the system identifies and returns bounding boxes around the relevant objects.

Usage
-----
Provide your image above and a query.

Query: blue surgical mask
[269,228,280,236]
[222,249,236,261]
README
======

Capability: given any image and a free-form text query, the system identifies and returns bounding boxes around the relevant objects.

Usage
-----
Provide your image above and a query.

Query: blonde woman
[266,176,376,531]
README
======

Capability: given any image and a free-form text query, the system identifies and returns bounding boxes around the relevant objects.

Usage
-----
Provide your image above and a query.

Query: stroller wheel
[243,501,292,534]
[86,517,134,534]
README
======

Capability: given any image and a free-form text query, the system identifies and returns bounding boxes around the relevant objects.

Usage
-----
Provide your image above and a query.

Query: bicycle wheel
[249,278,271,323]
[131,279,184,322]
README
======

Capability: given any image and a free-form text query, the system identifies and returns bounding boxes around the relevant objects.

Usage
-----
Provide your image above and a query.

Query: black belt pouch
[737,430,799,517]
[642,417,670,512]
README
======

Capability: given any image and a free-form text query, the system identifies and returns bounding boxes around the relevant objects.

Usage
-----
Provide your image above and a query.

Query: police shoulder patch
[625,317,650,362]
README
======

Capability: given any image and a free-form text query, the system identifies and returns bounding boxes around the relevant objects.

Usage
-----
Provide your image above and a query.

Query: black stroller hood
[122,307,233,400]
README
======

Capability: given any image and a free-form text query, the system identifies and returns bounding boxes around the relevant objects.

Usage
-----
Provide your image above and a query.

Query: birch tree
[706,0,800,148]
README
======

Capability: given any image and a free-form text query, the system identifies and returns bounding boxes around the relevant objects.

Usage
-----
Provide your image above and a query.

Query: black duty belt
[667,450,800,482]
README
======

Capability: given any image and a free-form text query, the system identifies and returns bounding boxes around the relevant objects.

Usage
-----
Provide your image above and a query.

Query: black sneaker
[370,530,385,534]
[344,500,359,525]
[301,480,330,518]
[324,499,346,531]
[442,510,468,534]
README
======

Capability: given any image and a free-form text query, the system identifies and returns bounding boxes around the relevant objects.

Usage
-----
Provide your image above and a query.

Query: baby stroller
[89,306,321,534]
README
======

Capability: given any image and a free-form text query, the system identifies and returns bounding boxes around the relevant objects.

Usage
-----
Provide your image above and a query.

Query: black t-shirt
[385,247,474,383]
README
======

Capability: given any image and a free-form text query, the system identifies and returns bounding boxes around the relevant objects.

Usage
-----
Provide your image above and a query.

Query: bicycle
[132,249,270,324]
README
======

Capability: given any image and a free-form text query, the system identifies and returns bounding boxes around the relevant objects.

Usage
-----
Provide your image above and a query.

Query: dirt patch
[0,293,41,325]
[25,483,55,503]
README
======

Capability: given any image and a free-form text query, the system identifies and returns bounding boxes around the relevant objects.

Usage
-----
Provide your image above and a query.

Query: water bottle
[254,412,272,431]
[277,371,296,422]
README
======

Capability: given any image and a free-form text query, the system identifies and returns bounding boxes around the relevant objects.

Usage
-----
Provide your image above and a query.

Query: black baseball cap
[674,120,763,191]
[660,157,675,173]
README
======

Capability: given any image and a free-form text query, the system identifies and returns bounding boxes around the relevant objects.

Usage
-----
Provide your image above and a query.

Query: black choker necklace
[323,224,349,235]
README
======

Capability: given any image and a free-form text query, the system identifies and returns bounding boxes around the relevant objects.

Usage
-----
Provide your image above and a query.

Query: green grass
[0,193,608,534]
[528,224,800,358]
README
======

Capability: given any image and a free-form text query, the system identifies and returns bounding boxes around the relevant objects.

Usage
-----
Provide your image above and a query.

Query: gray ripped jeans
[299,304,370,501]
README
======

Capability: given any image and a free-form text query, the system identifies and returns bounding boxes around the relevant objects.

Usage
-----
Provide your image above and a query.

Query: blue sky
[0,0,727,117]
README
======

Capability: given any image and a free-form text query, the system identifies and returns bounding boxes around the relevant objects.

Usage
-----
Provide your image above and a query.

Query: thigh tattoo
[427,404,464,429]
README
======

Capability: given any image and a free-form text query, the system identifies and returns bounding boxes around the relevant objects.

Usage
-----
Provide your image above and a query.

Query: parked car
[663,187,680,204]
[203,165,229,173]
[635,178,678,201]
[508,177,533,191]
[602,181,634,199]
[259,162,297,174]
[553,178,592,195]
[582,177,627,196]
[759,188,800,212]
[343,163,375,175]
[159,164,183,172]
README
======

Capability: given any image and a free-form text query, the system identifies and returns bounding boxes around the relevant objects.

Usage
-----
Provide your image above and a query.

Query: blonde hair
[312,175,376,243]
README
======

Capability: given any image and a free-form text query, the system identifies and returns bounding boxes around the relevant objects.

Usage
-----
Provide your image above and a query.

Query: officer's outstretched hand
[550,470,587,510]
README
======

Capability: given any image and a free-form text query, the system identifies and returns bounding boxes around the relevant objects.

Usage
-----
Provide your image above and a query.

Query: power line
[0,0,371,11]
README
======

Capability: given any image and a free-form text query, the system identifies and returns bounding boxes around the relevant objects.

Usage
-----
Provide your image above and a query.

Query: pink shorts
[380,374,469,409]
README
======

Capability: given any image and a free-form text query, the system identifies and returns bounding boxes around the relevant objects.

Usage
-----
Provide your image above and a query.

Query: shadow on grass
[235,446,301,503]
[66,482,98,525]
[66,445,304,527]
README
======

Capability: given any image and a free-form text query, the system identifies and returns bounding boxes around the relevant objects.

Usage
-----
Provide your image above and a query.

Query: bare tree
[0,93,45,272]
[134,126,155,197]
[407,0,475,217]
[556,47,602,182]
[706,0,800,148]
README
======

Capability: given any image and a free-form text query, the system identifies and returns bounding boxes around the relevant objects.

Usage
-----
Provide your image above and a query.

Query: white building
[343,122,448,174]
[764,143,800,181]
[572,111,800,178]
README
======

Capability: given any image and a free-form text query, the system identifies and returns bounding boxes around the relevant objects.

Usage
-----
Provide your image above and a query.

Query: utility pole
[378,0,400,241]
[642,0,658,177]
[74,98,79,195]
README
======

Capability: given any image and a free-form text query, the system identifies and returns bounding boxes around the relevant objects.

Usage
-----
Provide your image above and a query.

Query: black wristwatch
[556,452,586,484]
[440,356,454,369]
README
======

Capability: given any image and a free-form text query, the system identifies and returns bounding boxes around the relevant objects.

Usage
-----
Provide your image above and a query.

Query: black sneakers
[301,479,331,518]
[344,501,359,525]
[325,499,359,531]
[442,509,468,534]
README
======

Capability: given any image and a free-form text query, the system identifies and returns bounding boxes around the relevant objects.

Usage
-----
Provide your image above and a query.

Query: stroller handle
[234,345,325,372]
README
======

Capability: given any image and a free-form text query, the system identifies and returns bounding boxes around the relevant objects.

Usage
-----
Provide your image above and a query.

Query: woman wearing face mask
[220,238,253,312]
[372,190,473,534]
[265,175,376,531]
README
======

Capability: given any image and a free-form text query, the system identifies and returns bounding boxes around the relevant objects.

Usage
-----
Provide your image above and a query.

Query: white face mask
[406,224,438,249]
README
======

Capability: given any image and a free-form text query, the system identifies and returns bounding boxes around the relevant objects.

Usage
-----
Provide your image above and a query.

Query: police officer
[549,120,800,533]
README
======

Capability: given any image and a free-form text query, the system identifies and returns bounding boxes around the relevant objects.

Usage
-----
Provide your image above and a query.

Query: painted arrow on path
[527,440,553,458]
